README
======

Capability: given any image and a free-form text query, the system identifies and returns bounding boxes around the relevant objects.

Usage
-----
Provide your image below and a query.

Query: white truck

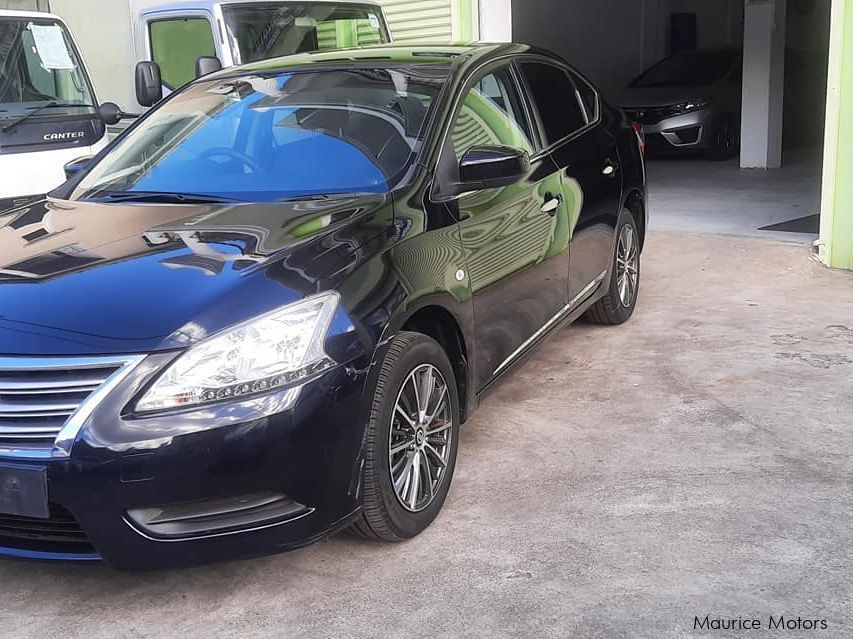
[50,0,392,112]
[0,9,114,204]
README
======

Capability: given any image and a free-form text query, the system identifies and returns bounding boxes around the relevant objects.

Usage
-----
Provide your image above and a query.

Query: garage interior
[483,0,834,244]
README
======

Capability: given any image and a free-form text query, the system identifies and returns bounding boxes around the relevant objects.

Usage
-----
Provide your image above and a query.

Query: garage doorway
[509,0,832,244]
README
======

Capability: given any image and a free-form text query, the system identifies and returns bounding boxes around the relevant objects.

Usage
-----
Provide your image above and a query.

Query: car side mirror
[64,156,93,180]
[196,56,222,78]
[459,145,530,191]
[135,61,163,107]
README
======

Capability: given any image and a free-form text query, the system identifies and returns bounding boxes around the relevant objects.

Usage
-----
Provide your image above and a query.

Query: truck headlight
[136,292,339,413]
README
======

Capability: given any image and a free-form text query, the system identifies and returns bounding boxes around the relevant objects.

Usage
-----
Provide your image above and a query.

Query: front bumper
[0,356,372,571]
[634,108,713,150]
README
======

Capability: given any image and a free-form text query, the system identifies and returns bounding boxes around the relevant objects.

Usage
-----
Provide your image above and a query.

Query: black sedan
[0,43,646,570]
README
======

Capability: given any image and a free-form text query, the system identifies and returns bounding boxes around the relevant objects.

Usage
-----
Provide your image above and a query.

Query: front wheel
[585,211,641,325]
[707,114,740,161]
[351,332,460,541]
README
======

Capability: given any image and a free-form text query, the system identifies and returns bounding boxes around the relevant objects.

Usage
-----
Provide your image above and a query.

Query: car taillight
[632,121,645,156]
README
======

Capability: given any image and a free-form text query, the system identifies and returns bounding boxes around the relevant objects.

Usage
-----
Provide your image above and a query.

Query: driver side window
[450,66,534,163]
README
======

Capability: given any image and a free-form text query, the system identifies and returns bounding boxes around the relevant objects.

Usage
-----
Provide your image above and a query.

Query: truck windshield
[70,65,449,203]
[0,17,95,119]
[223,3,390,64]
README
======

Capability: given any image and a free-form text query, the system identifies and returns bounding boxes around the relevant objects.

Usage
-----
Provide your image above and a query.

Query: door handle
[603,160,619,177]
[541,194,562,216]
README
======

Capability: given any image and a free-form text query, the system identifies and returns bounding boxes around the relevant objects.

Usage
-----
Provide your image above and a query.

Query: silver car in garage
[620,49,742,160]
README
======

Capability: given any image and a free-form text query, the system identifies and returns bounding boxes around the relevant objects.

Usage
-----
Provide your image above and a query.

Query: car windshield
[223,2,390,64]
[0,17,95,118]
[631,51,738,88]
[71,65,449,203]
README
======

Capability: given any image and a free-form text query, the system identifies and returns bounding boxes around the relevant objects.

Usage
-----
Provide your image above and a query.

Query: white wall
[480,0,512,41]
[741,0,787,168]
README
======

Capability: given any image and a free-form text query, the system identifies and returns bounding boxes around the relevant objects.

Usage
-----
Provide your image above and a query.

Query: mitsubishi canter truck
[0,9,122,205]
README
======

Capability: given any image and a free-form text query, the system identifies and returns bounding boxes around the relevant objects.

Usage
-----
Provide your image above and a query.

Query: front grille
[628,105,684,125]
[0,503,95,554]
[0,356,137,455]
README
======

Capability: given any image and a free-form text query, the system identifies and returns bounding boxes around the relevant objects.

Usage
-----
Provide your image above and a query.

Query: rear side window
[571,72,599,122]
[149,17,217,89]
[520,62,587,146]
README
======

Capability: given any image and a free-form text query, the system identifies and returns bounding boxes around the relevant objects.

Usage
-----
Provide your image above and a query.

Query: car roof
[215,42,536,77]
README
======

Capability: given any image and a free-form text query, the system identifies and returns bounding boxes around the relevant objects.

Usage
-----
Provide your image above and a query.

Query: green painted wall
[820,0,853,270]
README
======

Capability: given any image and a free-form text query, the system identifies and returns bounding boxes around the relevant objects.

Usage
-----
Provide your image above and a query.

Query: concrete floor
[1,232,852,638]
[648,151,824,245]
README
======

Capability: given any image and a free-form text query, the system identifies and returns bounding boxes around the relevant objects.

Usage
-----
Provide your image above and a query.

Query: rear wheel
[707,114,739,161]
[351,332,460,541]
[585,211,641,326]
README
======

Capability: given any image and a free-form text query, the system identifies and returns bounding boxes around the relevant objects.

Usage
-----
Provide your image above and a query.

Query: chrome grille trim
[0,355,146,459]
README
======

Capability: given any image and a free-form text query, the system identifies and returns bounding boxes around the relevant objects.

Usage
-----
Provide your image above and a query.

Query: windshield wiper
[87,191,243,205]
[278,192,376,202]
[1,102,96,133]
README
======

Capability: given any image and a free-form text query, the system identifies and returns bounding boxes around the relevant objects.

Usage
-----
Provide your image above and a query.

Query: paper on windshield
[29,24,75,70]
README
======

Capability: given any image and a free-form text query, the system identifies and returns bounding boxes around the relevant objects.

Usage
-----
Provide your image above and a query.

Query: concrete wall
[511,0,742,101]
[480,0,512,41]
[785,0,832,148]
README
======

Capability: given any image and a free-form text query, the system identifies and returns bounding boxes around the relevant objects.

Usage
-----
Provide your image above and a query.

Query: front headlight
[136,292,340,413]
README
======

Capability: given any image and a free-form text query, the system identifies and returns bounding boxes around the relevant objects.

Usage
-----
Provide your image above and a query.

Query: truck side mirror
[135,61,163,107]
[196,56,222,78]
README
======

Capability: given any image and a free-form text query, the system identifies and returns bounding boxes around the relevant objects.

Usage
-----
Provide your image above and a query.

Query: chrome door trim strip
[493,271,607,377]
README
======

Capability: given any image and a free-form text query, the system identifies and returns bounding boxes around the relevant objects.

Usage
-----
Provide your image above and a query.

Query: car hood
[0,194,390,356]
[618,85,712,109]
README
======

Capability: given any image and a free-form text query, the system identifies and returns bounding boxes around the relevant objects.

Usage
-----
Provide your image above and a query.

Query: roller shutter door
[380,0,454,44]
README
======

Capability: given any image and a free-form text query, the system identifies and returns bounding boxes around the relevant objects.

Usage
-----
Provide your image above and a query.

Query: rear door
[518,60,622,303]
[440,62,570,390]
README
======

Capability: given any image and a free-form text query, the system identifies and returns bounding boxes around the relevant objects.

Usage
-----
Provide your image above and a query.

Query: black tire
[585,211,641,326]
[350,332,460,541]
[707,113,740,161]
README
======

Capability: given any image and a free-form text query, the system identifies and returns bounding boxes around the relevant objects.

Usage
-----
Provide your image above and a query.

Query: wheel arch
[399,304,471,424]
[623,188,647,251]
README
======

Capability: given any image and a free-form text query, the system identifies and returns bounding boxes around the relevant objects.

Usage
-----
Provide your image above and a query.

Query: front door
[443,63,570,390]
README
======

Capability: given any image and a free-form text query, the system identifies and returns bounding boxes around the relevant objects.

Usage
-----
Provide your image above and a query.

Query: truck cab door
[138,9,223,103]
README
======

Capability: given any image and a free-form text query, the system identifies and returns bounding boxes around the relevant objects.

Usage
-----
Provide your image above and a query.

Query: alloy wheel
[388,364,454,513]
[616,223,639,308]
